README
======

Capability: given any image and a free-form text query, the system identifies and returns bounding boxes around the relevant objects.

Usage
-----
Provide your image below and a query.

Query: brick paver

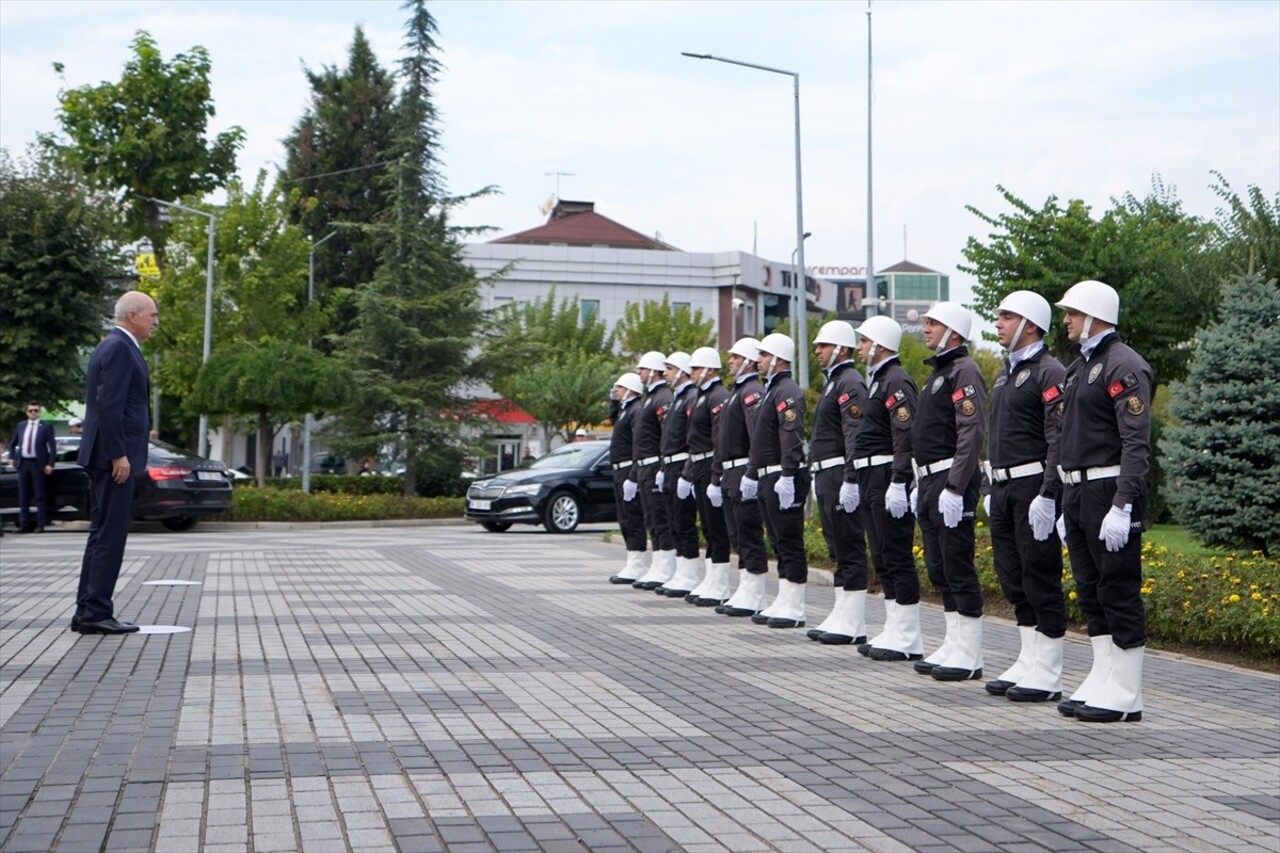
[1,523,1277,852]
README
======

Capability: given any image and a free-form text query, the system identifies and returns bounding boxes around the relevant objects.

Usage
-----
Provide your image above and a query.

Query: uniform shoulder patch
[743,393,759,406]
[657,404,670,417]
[895,406,911,422]
[1042,384,1062,403]
[1125,396,1145,415]
[711,403,723,414]
[837,392,850,405]
[776,401,788,412]
[1107,381,1126,399]
[885,390,905,410]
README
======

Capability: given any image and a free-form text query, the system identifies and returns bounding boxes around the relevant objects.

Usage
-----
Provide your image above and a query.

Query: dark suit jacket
[78,328,150,472]
[8,419,56,467]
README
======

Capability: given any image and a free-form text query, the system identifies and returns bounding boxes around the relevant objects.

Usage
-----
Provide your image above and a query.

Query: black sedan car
[465,440,616,533]
[1,440,234,531]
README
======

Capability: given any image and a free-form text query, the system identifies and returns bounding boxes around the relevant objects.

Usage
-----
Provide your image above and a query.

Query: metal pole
[198,213,215,457]
[866,1,876,320]
[302,231,336,494]
[790,71,809,390]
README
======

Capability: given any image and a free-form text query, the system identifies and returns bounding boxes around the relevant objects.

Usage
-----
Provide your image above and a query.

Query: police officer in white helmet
[605,372,650,584]
[679,347,734,605]
[1053,280,1152,723]
[625,351,678,590]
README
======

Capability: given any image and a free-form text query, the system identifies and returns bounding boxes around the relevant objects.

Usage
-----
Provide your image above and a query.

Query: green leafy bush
[221,487,462,521]
[255,475,404,495]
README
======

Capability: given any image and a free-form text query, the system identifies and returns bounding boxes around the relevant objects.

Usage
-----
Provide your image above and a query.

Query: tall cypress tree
[282,27,398,308]
[336,0,486,496]
[1162,273,1280,555]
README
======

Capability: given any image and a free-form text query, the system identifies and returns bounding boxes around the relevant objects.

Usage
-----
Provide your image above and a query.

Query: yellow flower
[976,521,984,529]
[1252,592,1263,601]
[1140,588,1152,596]
[1229,594,1241,604]
[1068,590,1078,601]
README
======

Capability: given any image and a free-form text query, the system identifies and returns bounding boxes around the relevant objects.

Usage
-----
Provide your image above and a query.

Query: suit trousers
[989,475,1066,637]
[638,462,672,552]
[17,459,49,528]
[815,466,869,591]
[857,464,919,606]
[1062,480,1146,648]
[612,470,647,551]
[76,467,137,621]
[759,470,809,584]
[917,468,983,617]
[692,459,730,563]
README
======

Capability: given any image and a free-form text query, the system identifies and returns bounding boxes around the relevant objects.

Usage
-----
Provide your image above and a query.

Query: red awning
[472,399,537,424]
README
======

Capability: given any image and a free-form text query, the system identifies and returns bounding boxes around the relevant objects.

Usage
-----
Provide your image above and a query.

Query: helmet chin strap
[933,326,954,354]
[824,346,840,371]
[1007,318,1028,355]
[1080,314,1095,341]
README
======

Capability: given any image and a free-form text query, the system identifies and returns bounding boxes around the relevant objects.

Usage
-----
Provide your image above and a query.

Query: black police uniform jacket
[988,345,1067,499]
[748,370,806,477]
[913,346,987,494]
[712,374,764,488]
[683,378,731,480]
[629,381,673,482]
[850,356,917,485]
[809,360,867,483]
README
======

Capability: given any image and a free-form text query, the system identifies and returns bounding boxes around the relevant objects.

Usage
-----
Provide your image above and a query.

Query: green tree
[961,179,1220,383]
[52,31,244,265]
[1161,274,1280,555]
[190,341,352,487]
[335,0,487,496]
[0,147,118,415]
[150,171,313,443]
[510,350,619,443]
[1210,172,1280,282]
[480,285,614,400]
[282,27,399,321]
[614,294,716,360]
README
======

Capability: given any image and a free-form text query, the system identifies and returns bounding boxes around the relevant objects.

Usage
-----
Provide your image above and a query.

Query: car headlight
[502,483,543,497]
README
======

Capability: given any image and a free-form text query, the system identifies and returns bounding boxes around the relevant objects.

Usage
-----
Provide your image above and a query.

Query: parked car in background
[464,440,616,533]
[1,439,234,531]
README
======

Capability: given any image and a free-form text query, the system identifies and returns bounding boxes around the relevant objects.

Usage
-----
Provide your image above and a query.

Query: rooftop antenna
[544,171,575,200]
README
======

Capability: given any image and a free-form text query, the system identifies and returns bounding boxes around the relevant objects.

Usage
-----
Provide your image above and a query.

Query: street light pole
[143,197,216,457]
[866,1,877,320]
[682,51,810,390]
[790,231,812,348]
[301,231,337,495]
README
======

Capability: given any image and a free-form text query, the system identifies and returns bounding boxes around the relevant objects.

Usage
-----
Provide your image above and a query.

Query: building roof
[881,259,941,274]
[472,398,537,424]
[491,200,677,250]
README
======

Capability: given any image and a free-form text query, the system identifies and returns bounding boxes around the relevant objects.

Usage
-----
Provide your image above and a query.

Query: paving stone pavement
[1,522,1278,853]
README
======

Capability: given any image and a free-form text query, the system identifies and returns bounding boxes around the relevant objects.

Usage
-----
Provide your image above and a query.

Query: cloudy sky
[2,0,1277,311]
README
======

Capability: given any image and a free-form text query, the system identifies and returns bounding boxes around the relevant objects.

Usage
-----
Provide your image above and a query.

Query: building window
[492,295,513,310]
[672,302,690,314]
[940,275,950,301]
[892,274,941,301]
[580,299,600,324]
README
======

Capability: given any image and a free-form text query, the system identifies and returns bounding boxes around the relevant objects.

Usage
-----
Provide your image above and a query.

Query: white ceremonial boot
[870,602,924,661]
[913,610,958,673]
[1058,634,1114,717]
[807,589,846,640]
[609,550,647,584]
[696,562,735,607]
[1075,643,1144,723]
[723,571,768,617]
[635,549,677,589]
[751,578,789,624]
[932,615,984,681]
[859,599,896,656]
[767,581,806,628]
[1007,634,1064,702]
[820,590,868,645]
[986,625,1037,696]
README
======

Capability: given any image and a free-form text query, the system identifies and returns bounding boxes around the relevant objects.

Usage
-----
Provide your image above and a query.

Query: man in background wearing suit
[74,291,159,635]
[8,401,57,532]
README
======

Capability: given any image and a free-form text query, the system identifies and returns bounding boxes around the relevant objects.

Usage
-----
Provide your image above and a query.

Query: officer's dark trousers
[77,467,136,622]
[663,462,700,559]
[16,459,50,529]
[612,468,647,552]
[917,468,983,617]
[638,462,673,551]
[759,471,809,583]
[725,472,767,574]
[815,466,868,591]
[990,475,1066,637]
[858,464,919,605]
[1062,479,1146,648]
[693,459,730,563]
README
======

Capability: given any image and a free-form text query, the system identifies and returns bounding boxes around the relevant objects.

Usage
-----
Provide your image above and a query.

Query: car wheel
[481,521,512,533]
[161,516,198,532]
[543,491,581,533]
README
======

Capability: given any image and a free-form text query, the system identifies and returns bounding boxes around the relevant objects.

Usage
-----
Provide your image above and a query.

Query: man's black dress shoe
[985,678,1015,696]
[78,617,140,635]
[15,526,34,534]
[819,632,865,646]
[70,616,81,632]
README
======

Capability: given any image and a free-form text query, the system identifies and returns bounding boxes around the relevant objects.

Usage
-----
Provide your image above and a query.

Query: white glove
[1100,503,1133,552]
[886,482,909,519]
[1028,495,1057,541]
[909,487,919,516]
[838,481,860,513]
[774,475,796,510]
[740,476,759,501]
[623,480,638,502]
[1056,514,1066,541]
[707,482,723,507]
[676,477,693,500]
[939,488,964,528]
[983,494,991,519]
[655,470,665,491]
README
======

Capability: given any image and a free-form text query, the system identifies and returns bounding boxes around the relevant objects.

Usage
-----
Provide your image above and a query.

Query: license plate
[469,499,492,511]
[196,471,223,481]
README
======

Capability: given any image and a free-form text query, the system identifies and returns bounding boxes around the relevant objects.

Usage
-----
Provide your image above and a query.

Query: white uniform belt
[985,460,1045,482]
[613,460,633,471]
[914,457,954,479]
[638,455,661,466]
[723,457,749,470]
[689,450,714,462]
[853,454,894,470]
[760,464,784,476]
[1059,464,1121,485]
[810,456,844,473]
[662,452,690,465]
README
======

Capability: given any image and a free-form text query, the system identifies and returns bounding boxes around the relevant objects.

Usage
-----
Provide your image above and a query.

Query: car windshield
[148,440,199,462]
[528,443,606,470]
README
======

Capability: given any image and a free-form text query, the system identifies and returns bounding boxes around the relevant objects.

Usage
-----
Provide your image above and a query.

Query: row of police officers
[606,279,1151,724]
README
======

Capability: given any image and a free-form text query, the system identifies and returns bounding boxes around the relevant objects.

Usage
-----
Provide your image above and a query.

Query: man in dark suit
[74,291,159,635]
[8,402,57,532]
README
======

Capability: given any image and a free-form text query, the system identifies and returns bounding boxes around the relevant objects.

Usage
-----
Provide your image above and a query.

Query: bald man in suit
[73,291,158,635]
